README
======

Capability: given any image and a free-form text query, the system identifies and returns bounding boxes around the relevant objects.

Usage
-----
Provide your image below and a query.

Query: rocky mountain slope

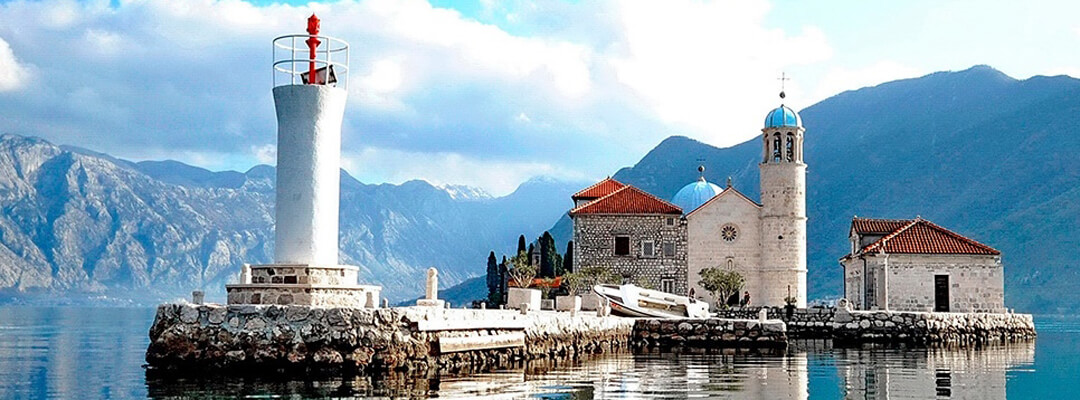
[549,66,1080,314]
[0,134,579,304]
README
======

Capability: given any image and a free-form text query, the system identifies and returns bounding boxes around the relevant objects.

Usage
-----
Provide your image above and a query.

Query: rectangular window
[663,242,676,257]
[641,240,655,257]
[665,217,676,227]
[614,236,630,256]
[661,278,675,294]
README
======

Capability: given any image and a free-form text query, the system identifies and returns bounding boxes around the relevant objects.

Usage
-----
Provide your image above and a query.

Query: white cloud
[0,37,29,91]
[342,147,586,196]
[252,144,276,164]
[608,0,833,147]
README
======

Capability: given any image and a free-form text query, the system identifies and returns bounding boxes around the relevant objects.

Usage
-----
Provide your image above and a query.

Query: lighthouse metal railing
[272,34,349,89]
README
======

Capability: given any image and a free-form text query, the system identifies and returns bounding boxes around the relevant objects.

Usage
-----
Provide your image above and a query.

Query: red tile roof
[569,185,683,216]
[571,178,625,200]
[856,218,1000,256]
[851,218,910,234]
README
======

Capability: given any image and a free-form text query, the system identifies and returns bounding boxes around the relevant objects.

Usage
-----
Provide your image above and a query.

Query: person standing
[741,291,751,307]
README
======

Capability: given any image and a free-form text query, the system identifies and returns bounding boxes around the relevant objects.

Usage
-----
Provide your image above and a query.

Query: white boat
[592,284,710,319]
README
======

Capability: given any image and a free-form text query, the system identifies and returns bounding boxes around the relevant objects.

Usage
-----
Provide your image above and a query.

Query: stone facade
[226,264,381,308]
[572,214,688,294]
[843,253,1005,313]
[755,124,808,307]
[687,189,762,305]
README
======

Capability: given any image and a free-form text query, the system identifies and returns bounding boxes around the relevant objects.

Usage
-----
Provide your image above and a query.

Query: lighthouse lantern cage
[273,34,349,89]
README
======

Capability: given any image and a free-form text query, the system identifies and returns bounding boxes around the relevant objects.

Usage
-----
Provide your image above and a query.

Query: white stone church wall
[686,193,762,306]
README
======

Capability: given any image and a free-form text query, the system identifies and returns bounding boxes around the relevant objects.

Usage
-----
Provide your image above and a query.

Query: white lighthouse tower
[227,15,381,307]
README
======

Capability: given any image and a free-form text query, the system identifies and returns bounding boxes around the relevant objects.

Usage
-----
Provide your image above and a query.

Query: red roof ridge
[861,219,920,254]
[685,186,761,217]
[859,217,1000,256]
[568,185,629,214]
[569,185,682,215]
[913,218,1000,254]
[571,177,624,200]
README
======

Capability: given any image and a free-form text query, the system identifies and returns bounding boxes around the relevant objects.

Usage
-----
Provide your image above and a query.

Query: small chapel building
[839,217,1005,313]
[569,99,808,307]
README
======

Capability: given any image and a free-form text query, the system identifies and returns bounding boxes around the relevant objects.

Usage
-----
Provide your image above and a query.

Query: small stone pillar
[382,298,390,308]
[365,291,376,309]
[416,267,445,308]
[480,302,487,310]
[520,302,530,315]
[426,267,438,300]
[240,264,252,284]
[192,290,205,305]
[758,308,768,322]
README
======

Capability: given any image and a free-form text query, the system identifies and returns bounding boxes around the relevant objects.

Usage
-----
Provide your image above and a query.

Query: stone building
[570,99,808,307]
[840,217,1005,313]
[569,180,688,294]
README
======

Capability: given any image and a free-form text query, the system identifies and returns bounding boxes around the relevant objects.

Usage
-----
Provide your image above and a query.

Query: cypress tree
[499,255,509,305]
[563,240,574,274]
[517,235,527,256]
[486,251,499,304]
[527,243,535,265]
[540,231,554,278]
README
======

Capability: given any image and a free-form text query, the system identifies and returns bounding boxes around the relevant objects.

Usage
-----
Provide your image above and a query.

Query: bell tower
[758,84,807,307]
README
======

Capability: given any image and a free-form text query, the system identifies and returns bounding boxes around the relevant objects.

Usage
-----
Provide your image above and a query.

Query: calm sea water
[0,307,1075,399]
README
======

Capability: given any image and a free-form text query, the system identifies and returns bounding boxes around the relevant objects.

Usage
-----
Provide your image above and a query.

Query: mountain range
[547,65,1079,314]
[0,134,580,304]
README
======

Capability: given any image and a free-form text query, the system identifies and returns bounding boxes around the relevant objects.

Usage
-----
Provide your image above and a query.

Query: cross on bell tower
[777,72,790,100]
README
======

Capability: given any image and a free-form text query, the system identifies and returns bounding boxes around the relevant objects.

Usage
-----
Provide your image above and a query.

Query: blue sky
[0,0,1078,195]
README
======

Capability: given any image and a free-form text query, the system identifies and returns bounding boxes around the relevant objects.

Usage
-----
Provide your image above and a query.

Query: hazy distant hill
[549,66,1080,314]
[0,134,580,304]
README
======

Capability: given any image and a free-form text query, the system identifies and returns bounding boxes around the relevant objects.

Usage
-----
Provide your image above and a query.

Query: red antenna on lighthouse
[272,14,348,88]
[306,14,322,85]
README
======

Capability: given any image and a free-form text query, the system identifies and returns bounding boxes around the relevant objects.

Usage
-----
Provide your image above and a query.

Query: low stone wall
[714,307,1035,346]
[146,303,634,374]
[632,318,787,349]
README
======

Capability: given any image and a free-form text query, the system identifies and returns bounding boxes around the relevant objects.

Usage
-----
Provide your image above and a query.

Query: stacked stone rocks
[631,318,787,349]
[714,307,1036,346]
[146,303,634,373]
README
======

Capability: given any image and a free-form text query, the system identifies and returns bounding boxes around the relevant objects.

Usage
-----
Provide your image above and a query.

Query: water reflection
[835,342,1035,400]
[0,307,1051,399]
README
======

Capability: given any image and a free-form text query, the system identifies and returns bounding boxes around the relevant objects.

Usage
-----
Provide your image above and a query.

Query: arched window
[772,133,781,162]
[786,133,795,162]
[726,259,734,270]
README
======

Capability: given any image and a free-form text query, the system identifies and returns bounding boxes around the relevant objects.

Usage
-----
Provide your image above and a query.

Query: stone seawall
[714,307,1035,346]
[146,303,634,374]
[632,318,787,349]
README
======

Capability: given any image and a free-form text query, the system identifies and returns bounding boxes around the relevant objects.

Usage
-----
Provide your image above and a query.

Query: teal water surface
[0,307,1074,399]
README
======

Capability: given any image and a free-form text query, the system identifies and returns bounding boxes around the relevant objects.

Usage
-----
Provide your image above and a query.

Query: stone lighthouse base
[225,264,381,308]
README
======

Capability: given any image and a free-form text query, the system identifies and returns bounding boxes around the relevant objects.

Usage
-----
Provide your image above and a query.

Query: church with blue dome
[568,95,808,308]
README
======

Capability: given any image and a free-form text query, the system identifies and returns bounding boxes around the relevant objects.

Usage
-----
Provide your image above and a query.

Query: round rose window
[721,224,738,242]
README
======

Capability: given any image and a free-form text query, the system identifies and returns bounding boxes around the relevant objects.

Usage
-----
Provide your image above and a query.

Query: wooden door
[934,275,950,312]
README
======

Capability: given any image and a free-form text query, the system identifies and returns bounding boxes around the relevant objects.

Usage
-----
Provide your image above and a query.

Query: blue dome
[671,178,723,214]
[764,105,801,128]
